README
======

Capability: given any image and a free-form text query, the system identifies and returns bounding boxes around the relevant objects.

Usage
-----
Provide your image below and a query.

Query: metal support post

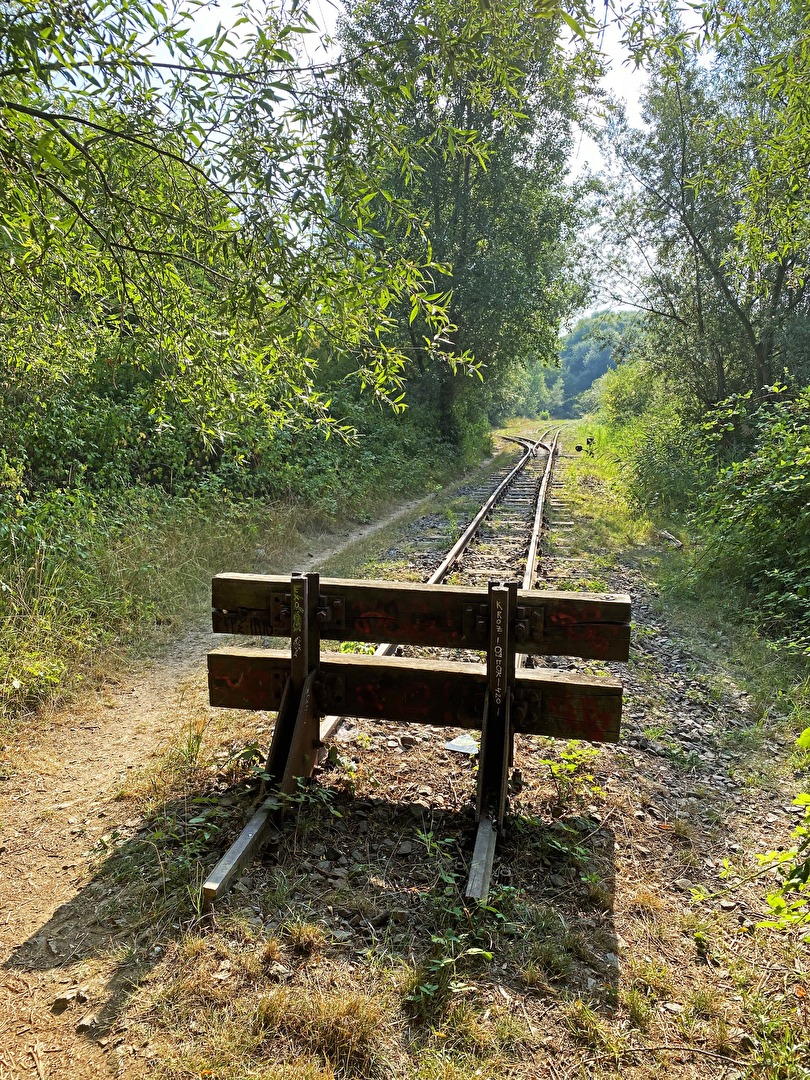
[203,572,322,909]
[264,571,320,787]
[466,580,517,902]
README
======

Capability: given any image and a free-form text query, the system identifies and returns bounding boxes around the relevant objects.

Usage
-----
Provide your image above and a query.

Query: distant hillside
[557,310,638,417]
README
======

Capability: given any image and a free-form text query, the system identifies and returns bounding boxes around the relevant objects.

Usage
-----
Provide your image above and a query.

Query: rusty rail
[466,431,558,899]
[320,432,553,743]
[522,431,559,593]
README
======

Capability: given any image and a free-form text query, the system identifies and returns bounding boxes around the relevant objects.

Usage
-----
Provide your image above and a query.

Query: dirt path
[0,632,211,1077]
[0,488,456,1078]
[2,448,806,1079]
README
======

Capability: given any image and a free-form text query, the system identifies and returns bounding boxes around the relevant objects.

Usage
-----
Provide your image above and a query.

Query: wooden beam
[211,574,631,661]
[208,648,622,743]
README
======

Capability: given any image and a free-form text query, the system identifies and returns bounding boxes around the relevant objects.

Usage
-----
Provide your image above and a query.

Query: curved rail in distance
[429,432,549,585]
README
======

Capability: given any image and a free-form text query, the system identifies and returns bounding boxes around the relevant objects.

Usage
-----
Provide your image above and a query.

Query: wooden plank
[208,649,622,743]
[211,574,631,660]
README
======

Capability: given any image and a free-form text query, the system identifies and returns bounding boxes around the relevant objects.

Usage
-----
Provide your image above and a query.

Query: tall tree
[337,0,590,446]
[3,0,581,457]
[599,2,810,409]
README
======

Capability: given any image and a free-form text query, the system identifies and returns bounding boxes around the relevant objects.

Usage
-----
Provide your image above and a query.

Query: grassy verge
[564,418,809,712]
[565,417,810,1007]
[0,431,485,735]
[0,488,279,732]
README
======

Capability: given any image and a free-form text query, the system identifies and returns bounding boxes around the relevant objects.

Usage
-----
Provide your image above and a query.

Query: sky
[569,15,648,176]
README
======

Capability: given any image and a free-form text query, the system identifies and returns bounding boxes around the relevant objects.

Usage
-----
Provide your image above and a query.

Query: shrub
[695,385,810,650]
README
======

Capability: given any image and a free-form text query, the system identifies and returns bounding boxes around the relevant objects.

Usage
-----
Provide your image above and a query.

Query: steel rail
[320,431,553,743]
[466,431,559,900]
[428,436,545,585]
[514,429,559,690]
[499,434,548,455]
[521,430,559,593]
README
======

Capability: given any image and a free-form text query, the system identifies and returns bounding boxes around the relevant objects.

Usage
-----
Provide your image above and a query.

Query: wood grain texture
[208,648,622,743]
[211,574,630,660]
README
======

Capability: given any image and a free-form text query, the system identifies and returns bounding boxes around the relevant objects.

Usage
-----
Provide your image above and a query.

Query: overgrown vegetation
[0,0,599,724]
[0,409,464,727]
[520,310,639,419]
[580,0,810,929]
[591,0,810,654]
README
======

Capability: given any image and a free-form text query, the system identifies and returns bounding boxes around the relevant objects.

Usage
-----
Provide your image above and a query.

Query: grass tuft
[254,986,389,1077]
[565,998,623,1054]
[261,936,284,966]
[286,921,328,957]
[620,986,652,1031]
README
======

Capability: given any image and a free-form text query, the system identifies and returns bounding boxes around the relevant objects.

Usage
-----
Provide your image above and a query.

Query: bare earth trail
[0,630,213,1076]
[0,491,447,1079]
[1,450,807,1079]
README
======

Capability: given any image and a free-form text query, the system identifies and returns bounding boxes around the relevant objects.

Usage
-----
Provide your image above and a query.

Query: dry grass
[260,936,284,965]
[286,921,329,956]
[627,959,675,999]
[626,887,665,915]
[254,985,390,1077]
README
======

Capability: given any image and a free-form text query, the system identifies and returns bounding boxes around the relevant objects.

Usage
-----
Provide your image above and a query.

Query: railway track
[205,428,633,903]
[320,431,560,738]
[431,432,558,589]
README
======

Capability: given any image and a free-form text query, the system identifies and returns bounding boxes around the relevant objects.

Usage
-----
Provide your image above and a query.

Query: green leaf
[558,11,589,40]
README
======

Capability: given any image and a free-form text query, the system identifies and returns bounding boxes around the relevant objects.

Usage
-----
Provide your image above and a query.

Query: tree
[4,0,581,457]
[0,0,764,468]
[598,8,810,411]
[337,0,590,449]
[555,310,638,416]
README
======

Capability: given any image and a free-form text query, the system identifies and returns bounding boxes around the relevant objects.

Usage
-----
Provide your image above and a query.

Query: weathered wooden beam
[211,574,631,661]
[208,648,622,743]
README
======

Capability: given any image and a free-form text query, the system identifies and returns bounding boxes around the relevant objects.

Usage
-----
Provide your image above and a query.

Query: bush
[695,386,810,650]
[592,362,715,517]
